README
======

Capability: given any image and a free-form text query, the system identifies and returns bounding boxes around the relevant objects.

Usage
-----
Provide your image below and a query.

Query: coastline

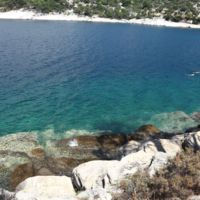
[0,9,200,29]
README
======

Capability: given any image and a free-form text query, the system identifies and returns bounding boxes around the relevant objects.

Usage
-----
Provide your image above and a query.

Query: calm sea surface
[1,20,200,136]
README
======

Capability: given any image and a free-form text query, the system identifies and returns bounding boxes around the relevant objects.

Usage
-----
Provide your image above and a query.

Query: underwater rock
[30,148,46,159]
[191,112,200,122]
[0,132,40,155]
[10,163,34,190]
[46,134,128,160]
[0,133,42,190]
[44,134,130,177]
[149,111,198,133]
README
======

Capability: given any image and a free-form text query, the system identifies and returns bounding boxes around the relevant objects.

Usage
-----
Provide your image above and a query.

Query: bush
[114,149,200,200]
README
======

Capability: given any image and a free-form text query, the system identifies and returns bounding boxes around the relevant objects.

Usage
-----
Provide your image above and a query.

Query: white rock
[15,176,76,200]
[140,139,181,158]
[73,138,182,192]
[148,152,169,176]
[73,160,120,190]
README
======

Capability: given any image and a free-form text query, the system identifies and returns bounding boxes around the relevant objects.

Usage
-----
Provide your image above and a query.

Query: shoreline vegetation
[1,0,200,29]
[1,9,200,29]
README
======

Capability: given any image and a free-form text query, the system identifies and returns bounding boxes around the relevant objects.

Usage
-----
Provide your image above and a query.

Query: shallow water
[0,20,200,136]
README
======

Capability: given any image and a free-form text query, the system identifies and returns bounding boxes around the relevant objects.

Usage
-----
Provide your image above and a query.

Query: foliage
[114,149,200,200]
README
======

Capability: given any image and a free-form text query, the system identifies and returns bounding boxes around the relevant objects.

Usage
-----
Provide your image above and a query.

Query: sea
[1,20,200,138]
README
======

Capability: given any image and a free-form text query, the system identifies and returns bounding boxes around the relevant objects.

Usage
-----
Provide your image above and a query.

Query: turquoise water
[0,20,200,136]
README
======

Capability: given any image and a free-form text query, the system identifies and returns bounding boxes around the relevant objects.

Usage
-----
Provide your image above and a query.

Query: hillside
[0,0,200,24]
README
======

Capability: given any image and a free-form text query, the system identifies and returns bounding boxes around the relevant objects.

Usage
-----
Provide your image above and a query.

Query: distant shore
[0,9,200,29]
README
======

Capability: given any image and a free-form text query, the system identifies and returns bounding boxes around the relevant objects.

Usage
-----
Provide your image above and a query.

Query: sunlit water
[0,20,200,137]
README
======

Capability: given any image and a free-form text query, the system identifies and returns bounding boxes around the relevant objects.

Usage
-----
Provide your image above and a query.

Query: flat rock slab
[15,176,76,200]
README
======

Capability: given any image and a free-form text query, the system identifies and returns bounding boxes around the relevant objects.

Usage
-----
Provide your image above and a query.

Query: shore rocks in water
[10,163,34,190]
[0,128,200,200]
[46,134,129,160]
[130,124,161,140]
[15,176,76,200]
[44,134,130,177]
[0,132,133,190]
[0,133,42,190]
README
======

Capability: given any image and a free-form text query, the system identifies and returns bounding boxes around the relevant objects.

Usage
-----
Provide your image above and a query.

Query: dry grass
[114,149,200,200]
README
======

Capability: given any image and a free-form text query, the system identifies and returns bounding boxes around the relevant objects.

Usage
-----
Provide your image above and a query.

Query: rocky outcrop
[15,176,76,200]
[0,127,199,200]
[72,136,182,191]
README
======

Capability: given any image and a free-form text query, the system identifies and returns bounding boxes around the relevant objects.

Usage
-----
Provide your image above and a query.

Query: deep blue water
[0,20,200,136]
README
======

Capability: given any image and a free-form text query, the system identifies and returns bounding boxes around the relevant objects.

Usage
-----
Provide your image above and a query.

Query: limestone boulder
[15,176,76,200]
[73,137,182,191]
[73,147,157,191]
[139,138,182,158]
[73,160,120,190]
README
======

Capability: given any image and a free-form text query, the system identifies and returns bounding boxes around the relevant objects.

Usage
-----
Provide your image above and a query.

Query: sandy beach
[0,9,200,29]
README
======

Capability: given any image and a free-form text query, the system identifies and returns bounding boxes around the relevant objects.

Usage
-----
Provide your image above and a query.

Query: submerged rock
[44,134,130,177]
[46,134,128,159]
[149,111,198,133]
[0,133,43,190]
[0,151,31,190]
[191,112,200,122]
[10,163,34,190]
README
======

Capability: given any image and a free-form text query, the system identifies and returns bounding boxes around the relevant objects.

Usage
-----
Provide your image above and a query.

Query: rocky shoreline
[1,9,200,29]
[0,120,200,199]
